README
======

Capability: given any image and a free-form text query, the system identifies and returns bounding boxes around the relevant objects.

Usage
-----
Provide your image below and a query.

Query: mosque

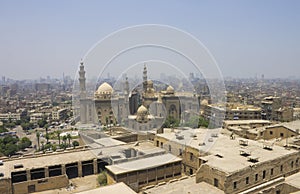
[78,61,199,131]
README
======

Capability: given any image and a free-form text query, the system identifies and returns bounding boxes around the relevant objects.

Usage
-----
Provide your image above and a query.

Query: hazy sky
[0,0,300,79]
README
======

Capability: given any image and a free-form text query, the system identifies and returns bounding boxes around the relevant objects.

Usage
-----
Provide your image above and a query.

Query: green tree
[36,131,41,151]
[38,119,47,128]
[56,131,61,145]
[72,140,79,148]
[67,133,72,147]
[45,133,50,144]
[62,135,67,147]
[162,116,180,128]
[41,141,45,151]
[0,126,8,133]
[4,143,18,156]
[18,137,32,150]
[97,171,107,186]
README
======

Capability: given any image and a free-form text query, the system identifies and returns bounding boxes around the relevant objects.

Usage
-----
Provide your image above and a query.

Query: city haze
[0,0,300,79]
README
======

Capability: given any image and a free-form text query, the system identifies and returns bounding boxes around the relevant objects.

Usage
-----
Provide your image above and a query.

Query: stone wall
[13,175,68,194]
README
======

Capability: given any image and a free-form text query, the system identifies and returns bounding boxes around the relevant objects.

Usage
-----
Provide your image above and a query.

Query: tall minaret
[124,76,129,99]
[79,60,86,99]
[143,63,147,93]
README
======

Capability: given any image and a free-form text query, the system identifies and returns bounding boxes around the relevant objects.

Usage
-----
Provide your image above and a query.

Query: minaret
[124,77,129,100]
[79,60,86,99]
[143,63,147,93]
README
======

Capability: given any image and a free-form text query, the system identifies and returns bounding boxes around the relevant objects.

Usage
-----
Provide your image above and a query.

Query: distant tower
[78,60,96,124]
[124,76,129,99]
[143,63,148,93]
[79,60,86,99]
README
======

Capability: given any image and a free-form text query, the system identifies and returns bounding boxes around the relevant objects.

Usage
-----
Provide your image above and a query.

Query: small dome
[97,82,113,94]
[201,99,209,105]
[137,105,148,115]
[136,105,148,123]
[166,85,174,94]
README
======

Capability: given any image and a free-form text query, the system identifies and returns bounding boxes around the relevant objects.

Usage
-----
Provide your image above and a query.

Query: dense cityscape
[1,1,300,194]
[1,63,300,193]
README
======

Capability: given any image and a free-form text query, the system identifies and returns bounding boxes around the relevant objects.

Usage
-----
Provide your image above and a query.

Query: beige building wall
[0,178,12,194]
[154,135,201,175]
[13,175,68,194]
[196,152,300,194]
[261,126,298,140]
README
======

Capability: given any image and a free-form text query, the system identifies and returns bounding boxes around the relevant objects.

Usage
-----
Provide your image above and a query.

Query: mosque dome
[166,85,175,94]
[201,99,209,106]
[136,105,148,123]
[137,105,148,115]
[96,82,113,94]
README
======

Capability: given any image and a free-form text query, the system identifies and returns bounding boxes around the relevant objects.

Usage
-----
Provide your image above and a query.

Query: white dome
[97,82,113,94]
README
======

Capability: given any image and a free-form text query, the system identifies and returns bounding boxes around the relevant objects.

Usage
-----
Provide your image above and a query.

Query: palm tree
[67,133,72,147]
[45,133,50,144]
[41,141,44,151]
[56,131,61,146]
[36,131,40,151]
[62,135,67,146]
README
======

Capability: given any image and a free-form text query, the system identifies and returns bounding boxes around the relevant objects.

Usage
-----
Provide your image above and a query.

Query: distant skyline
[0,0,300,79]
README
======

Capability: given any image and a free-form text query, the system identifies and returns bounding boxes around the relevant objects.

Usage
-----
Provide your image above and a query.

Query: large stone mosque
[78,61,199,131]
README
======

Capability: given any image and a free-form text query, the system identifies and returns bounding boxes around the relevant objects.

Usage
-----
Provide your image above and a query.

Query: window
[214,178,219,187]
[190,153,193,161]
[291,161,294,168]
[246,177,249,184]
[160,142,163,148]
[270,131,273,135]
[260,132,264,136]
[280,133,284,137]
[233,181,237,189]
[168,145,172,152]
[179,149,182,156]
[189,168,193,175]
[156,141,159,147]
[276,190,281,194]
[255,174,258,181]
[280,165,283,172]
[263,170,266,179]
[271,168,274,176]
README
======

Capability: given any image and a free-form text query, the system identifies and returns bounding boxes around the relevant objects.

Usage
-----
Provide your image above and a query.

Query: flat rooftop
[0,149,96,178]
[285,172,300,189]
[106,153,181,175]
[94,137,126,147]
[157,128,222,153]
[77,182,136,194]
[200,134,298,174]
[223,120,271,125]
[143,176,224,194]
[89,141,166,161]
[157,128,298,174]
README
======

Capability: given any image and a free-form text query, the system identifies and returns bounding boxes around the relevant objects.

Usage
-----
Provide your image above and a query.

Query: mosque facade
[78,62,200,130]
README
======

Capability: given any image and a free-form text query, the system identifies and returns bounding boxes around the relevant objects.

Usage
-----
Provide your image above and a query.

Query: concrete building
[196,135,300,194]
[0,113,21,121]
[51,108,68,121]
[154,128,220,175]
[0,140,173,194]
[226,120,300,140]
[76,182,136,194]
[223,120,272,129]
[143,176,224,194]
[202,103,261,127]
[106,153,182,192]
[261,96,282,121]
